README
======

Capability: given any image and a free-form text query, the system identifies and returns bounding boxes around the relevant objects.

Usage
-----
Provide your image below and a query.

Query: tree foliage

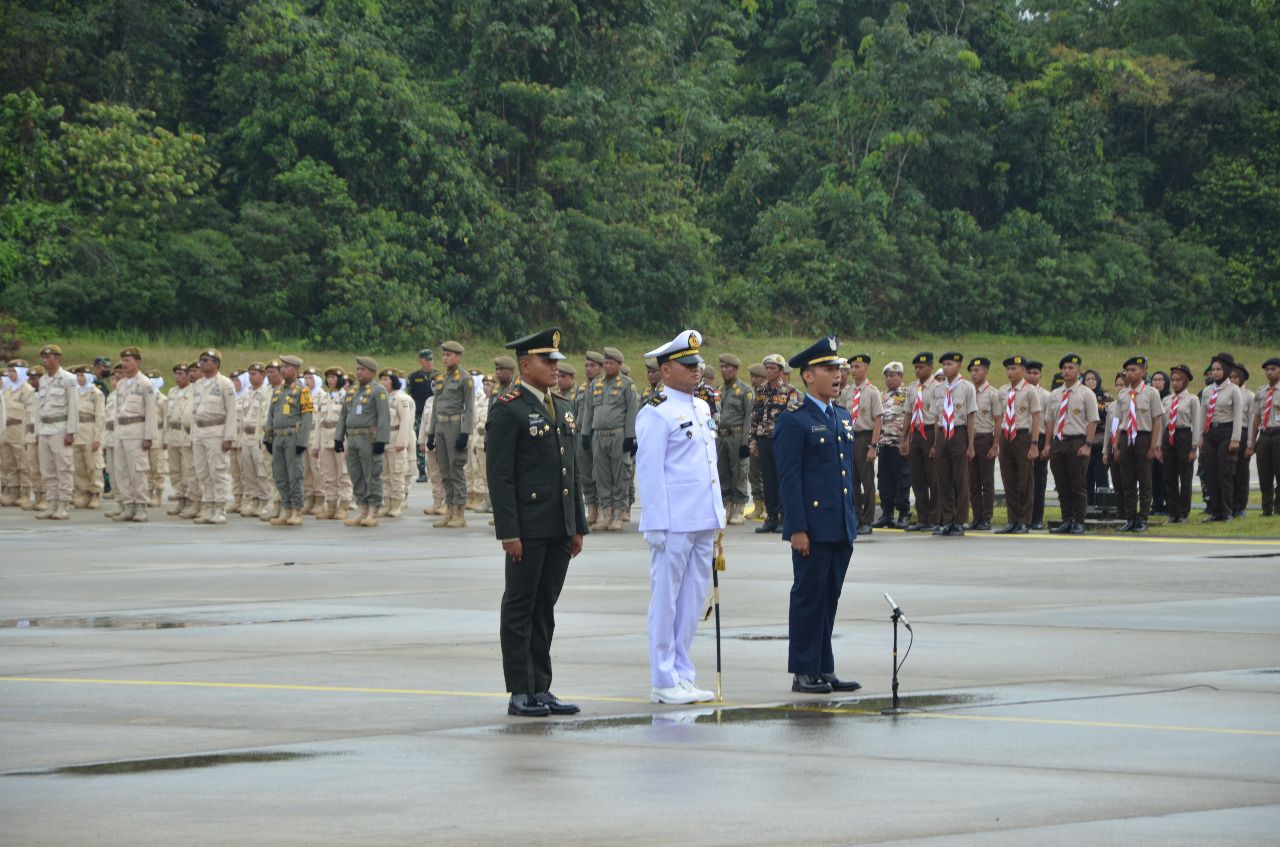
[1,0,1276,347]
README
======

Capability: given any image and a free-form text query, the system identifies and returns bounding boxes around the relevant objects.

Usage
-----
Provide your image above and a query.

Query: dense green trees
[1,0,1276,348]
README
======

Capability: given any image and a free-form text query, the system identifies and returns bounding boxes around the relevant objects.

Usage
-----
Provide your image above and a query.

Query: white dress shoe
[679,679,716,702]
[650,685,698,705]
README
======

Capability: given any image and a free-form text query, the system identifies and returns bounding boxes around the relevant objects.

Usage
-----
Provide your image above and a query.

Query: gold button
[819,437,825,443]
[841,469,846,476]
[812,500,819,507]
[843,487,848,494]
[563,488,569,496]
[531,492,537,500]
[562,467,567,476]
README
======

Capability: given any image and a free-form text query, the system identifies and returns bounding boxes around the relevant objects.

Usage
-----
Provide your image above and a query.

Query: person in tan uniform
[298,367,324,514]
[965,357,1001,530]
[900,352,938,531]
[233,362,270,517]
[177,364,203,517]
[1103,355,1164,532]
[1198,352,1245,522]
[164,363,195,516]
[1162,364,1202,524]
[928,352,976,536]
[468,371,493,513]
[1024,361,1053,530]
[1229,363,1254,519]
[1253,357,1280,518]
[311,366,354,520]
[101,366,121,506]
[255,360,283,521]
[108,347,159,522]
[70,366,106,509]
[143,370,169,507]
[1044,354,1100,534]
[837,353,883,534]
[2,359,36,507]
[995,355,1043,533]
[189,348,239,525]
[33,345,80,520]
[378,368,415,518]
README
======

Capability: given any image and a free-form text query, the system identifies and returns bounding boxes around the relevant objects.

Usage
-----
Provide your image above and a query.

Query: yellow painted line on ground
[0,676,653,705]
[991,534,1279,546]
[4,676,1279,737]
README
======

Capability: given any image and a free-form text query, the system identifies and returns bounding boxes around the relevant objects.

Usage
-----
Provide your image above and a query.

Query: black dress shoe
[1049,521,1070,534]
[1118,518,1135,532]
[993,523,1017,534]
[974,519,992,531]
[416,473,428,483]
[873,514,895,529]
[931,524,950,536]
[895,515,911,529]
[1234,510,1247,519]
[1167,515,1182,524]
[949,523,965,536]
[820,673,862,692]
[533,691,580,715]
[907,522,934,532]
[1068,520,1086,534]
[857,524,873,535]
[1029,520,1045,531]
[755,519,777,534]
[792,674,833,694]
[508,693,551,717]
[1011,523,1029,534]
[1131,518,1148,532]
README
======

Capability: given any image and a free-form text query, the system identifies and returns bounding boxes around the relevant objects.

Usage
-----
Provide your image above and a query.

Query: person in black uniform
[486,328,588,717]
[774,336,861,696]
[407,349,434,482]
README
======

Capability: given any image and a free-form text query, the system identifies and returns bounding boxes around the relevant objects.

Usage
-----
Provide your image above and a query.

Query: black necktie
[826,404,838,430]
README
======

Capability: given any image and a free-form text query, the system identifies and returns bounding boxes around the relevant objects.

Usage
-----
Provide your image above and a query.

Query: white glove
[643,531,667,551]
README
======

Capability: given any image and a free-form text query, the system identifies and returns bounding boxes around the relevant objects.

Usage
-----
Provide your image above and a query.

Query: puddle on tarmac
[7,751,328,777]
[1,614,385,630]
[491,692,989,738]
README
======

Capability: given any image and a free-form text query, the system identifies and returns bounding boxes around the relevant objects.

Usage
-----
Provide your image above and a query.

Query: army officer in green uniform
[335,356,390,528]
[264,354,315,527]
[486,328,588,718]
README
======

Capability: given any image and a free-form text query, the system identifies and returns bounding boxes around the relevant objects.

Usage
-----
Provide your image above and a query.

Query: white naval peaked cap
[644,329,705,366]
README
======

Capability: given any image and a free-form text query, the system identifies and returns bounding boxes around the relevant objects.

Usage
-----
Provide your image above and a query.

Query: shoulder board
[648,394,667,407]
[499,387,523,403]
[550,390,569,402]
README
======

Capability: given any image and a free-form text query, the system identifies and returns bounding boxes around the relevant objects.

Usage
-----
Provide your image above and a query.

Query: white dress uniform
[635,330,726,703]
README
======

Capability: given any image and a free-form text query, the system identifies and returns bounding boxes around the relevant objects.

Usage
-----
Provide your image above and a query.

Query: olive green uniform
[428,366,476,507]
[336,381,391,507]
[266,380,315,510]
[582,373,639,515]
[717,377,753,505]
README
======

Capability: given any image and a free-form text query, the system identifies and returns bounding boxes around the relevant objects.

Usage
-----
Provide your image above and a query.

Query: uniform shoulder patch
[499,387,523,403]
[647,394,667,407]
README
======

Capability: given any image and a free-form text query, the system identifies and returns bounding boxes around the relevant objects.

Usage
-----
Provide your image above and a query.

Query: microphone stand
[881,606,909,716]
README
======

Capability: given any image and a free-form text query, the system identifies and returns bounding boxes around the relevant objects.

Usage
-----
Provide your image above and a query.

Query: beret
[585,351,605,364]
[278,354,304,367]
[967,357,990,370]
[417,348,433,359]
[846,353,871,365]
[557,363,576,376]
[939,352,963,364]
[355,356,378,371]
[1122,355,1147,369]
[1210,352,1234,369]
[718,353,741,367]
[1232,363,1249,381]
[493,356,517,370]
[1262,357,1280,369]
[1024,360,1044,371]
[602,347,625,362]
[1170,363,1193,380]
[645,357,659,370]
[620,364,631,376]
[1003,355,1026,367]
[912,352,934,366]
[747,363,767,377]
[1059,353,1082,368]
[29,366,45,376]
[440,340,464,354]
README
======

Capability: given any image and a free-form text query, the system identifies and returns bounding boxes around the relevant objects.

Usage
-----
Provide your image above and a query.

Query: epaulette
[647,393,667,407]
[499,387,523,403]
[550,390,569,402]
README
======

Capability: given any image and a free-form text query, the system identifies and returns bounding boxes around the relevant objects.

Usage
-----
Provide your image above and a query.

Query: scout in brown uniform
[929,353,976,536]
[1162,364,1202,523]
[749,354,802,533]
[966,357,1001,530]
[899,352,938,531]
[1105,356,1164,532]
[1253,357,1280,517]
[1043,354,1100,534]
[995,355,1043,533]
[839,354,883,534]
[1024,361,1053,530]
[1229,363,1253,519]
[1198,353,1244,522]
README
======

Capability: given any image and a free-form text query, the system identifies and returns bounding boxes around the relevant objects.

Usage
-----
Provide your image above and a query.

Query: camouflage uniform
[748,377,802,526]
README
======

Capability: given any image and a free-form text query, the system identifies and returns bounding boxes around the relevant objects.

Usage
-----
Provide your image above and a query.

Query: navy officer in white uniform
[636,329,726,705]
[774,336,862,694]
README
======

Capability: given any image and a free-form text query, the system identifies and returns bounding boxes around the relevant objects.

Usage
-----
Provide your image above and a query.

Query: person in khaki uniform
[837,353,884,534]
[33,345,80,520]
[995,355,1043,534]
[427,340,476,528]
[70,366,106,509]
[418,392,447,516]
[1229,363,1253,519]
[108,347,159,522]
[311,366,354,520]
[24,366,45,510]
[966,357,1002,531]
[164,363,196,516]
[900,352,938,531]
[469,372,493,513]
[1103,355,1164,532]
[1162,364,1202,524]
[236,362,273,517]
[1252,357,1280,518]
[255,361,283,521]
[143,370,169,507]
[2,359,36,507]
[1024,361,1053,530]
[1198,353,1244,522]
[929,352,976,536]
[177,363,203,517]
[716,353,754,525]
[336,356,391,527]
[1044,354,1100,534]
[189,348,239,525]
[102,367,121,506]
[583,347,640,531]
[378,368,415,518]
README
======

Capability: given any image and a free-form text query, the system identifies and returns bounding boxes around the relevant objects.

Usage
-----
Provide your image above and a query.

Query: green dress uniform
[582,349,639,529]
[265,373,315,512]
[486,329,588,716]
[428,345,476,509]
[335,371,391,509]
[717,370,754,518]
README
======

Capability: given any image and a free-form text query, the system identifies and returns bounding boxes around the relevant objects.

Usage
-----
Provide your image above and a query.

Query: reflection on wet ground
[7,751,328,777]
[1,614,385,630]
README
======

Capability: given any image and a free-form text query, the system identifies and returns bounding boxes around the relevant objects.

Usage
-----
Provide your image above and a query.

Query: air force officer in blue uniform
[774,337,862,695]
[636,330,725,705]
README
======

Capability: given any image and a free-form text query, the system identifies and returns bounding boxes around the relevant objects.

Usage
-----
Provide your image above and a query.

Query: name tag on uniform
[355,404,362,414]
[679,421,692,430]
[811,425,828,433]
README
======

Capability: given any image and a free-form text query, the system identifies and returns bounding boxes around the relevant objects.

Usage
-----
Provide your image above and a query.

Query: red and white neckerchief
[942,378,961,439]
[1002,382,1019,440]
[1264,386,1275,429]
[1054,387,1070,440]
[850,385,862,426]
[1204,384,1218,433]
[1126,388,1140,444]
[910,382,926,438]
[1167,392,1179,445]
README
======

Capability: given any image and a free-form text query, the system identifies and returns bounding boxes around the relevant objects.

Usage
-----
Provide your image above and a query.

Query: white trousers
[647,529,715,689]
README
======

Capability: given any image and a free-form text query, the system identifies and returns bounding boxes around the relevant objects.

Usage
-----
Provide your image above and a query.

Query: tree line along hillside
[1,0,1276,352]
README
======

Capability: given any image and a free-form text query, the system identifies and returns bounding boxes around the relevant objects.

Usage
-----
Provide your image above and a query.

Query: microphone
[883,593,912,631]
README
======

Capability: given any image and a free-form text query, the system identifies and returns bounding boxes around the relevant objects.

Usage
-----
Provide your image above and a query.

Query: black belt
[1211,422,1233,429]
[1262,428,1280,435]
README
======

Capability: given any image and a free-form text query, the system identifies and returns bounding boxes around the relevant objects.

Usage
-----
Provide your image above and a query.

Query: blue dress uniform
[635,330,725,704]
[486,328,588,717]
[773,336,861,694]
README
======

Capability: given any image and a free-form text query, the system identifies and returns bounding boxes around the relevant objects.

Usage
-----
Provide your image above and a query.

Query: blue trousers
[788,541,852,675]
